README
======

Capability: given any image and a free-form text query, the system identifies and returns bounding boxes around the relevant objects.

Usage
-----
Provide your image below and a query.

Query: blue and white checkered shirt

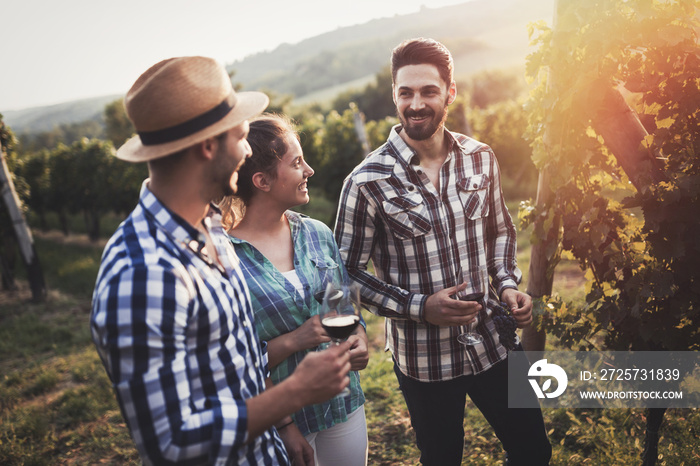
[91,181,288,465]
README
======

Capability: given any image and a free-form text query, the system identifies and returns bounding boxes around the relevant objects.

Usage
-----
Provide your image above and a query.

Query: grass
[2,208,699,465]
[0,287,140,465]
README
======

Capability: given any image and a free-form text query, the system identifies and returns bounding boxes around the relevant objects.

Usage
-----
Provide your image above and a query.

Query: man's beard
[398,100,449,141]
[211,145,240,199]
[221,170,237,197]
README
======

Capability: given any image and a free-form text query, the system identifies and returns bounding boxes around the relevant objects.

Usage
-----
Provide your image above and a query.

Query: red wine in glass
[314,288,343,306]
[456,292,484,346]
[319,283,361,397]
[321,314,360,340]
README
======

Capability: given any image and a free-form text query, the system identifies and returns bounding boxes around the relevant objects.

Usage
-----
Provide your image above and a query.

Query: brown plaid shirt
[334,125,521,381]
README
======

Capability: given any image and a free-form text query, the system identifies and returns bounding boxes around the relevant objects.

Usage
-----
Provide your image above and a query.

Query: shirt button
[407,186,414,191]
[473,183,478,188]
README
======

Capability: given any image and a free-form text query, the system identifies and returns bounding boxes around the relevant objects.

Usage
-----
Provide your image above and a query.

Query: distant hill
[3,0,554,135]
[229,0,554,96]
[2,94,122,135]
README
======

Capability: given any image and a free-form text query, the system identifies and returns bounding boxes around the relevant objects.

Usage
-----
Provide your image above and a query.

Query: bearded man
[334,38,551,466]
[91,56,351,465]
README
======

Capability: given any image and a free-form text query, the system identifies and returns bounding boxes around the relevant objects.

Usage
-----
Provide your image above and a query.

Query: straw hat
[116,56,269,162]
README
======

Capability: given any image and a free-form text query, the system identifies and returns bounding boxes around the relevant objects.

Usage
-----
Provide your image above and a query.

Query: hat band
[138,96,234,146]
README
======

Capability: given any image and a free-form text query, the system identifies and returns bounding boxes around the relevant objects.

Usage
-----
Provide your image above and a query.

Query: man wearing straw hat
[91,56,351,465]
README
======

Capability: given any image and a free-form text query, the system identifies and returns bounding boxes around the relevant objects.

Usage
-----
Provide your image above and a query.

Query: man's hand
[424,282,481,326]
[501,288,533,328]
[277,423,315,466]
[291,340,352,405]
[347,326,369,371]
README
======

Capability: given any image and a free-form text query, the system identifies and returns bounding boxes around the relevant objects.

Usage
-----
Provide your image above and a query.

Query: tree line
[1,66,535,244]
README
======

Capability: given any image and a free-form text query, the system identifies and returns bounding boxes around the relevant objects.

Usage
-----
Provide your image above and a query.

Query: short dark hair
[148,130,228,172]
[147,147,187,172]
[391,38,454,86]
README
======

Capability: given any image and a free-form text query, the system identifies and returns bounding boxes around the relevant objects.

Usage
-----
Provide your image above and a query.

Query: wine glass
[319,282,361,396]
[456,291,485,346]
[310,266,343,354]
[454,265,486,347]
[312,265,341,305]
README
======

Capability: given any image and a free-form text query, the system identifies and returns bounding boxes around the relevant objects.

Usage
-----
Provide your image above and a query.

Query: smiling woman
[221,113,370,466]
[222,115,311,214]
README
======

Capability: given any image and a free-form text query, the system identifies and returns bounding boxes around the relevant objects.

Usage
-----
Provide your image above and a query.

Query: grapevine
[522,0,700,353]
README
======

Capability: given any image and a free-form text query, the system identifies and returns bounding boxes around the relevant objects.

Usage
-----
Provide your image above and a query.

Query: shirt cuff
[211,399,248,463]
[498,281,519,300]
[407,292,428,323]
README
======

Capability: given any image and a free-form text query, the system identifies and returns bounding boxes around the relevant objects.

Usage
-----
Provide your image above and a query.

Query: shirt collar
[228,210,304,247]
[389,124,463,166]
[285,210,303,237]
[138,180,209,254]
[388,125,418,166]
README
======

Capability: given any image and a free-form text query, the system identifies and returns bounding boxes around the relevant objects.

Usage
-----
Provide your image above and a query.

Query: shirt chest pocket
[458,174,490,220]
[382,192,432,240]
[309,255,340,303]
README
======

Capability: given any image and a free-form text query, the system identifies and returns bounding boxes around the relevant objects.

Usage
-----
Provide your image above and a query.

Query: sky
[1,0,469,112]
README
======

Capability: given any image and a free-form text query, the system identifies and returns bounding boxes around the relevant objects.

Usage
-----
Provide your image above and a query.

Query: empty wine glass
[319,282,361,396]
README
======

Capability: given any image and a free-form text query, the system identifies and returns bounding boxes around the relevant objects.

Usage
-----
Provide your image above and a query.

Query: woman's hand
[267,315,331,368]
[293,315,331,351]
[277,422,315,466]
[346,326,369,371]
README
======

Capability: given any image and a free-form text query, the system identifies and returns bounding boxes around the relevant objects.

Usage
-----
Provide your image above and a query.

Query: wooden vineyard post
[0,140,46,301]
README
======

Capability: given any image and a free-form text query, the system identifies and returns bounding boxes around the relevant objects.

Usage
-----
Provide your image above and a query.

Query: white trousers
[304,404,368,466]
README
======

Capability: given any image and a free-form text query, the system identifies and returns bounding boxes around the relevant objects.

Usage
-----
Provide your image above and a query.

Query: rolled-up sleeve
[484,155,521,297]
[334,176,427,323]
[92,265,248,465]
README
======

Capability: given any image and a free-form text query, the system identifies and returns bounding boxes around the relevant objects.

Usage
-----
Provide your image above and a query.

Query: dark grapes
[492,302,518,351]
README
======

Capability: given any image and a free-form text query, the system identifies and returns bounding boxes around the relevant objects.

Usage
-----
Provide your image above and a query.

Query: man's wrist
[499,284,519,301]
[410,293,429,323]
[277,373,307,413]
[275,418,294,430]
